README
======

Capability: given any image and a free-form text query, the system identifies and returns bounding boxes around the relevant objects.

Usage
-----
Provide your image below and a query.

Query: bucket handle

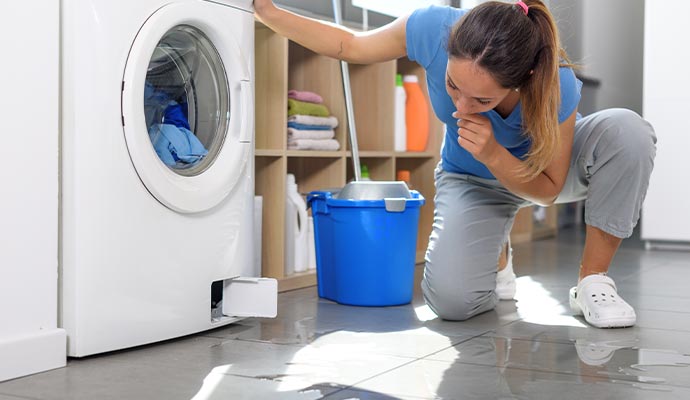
[384,198,407,212]
[307,191,332,215]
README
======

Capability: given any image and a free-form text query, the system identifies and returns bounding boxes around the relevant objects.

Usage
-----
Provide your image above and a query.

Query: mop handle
[332,0,361,182]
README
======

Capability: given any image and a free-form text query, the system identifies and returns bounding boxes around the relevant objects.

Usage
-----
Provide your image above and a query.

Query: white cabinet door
[641,1,690,243]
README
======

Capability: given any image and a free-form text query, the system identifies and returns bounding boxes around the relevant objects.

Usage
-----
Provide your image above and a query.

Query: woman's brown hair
[448,0,570,180]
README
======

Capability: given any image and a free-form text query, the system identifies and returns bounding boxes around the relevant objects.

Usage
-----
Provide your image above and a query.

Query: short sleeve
[406,6,463,69]
[558,67,582,123]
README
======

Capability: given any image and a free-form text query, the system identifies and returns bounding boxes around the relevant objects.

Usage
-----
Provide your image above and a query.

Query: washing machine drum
[143,25,229,176]
[122,6,253,214]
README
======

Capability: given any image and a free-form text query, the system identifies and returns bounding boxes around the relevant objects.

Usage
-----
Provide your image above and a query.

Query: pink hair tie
[516,1,529,15]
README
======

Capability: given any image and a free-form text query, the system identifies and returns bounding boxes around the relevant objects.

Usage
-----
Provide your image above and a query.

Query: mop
[330,0,411,201]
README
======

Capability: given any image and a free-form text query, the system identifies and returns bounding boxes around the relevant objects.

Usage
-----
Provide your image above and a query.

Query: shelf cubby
[346,156,395,182]
[255,155,287,279]
[287,157,346,196]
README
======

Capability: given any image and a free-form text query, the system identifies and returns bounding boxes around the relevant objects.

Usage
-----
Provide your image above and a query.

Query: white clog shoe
[569,274,636,328]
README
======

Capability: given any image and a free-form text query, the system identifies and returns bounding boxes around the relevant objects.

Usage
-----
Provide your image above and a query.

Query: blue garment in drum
[163,102,191,130]
[148,123,208,166]
[144,82,191,130]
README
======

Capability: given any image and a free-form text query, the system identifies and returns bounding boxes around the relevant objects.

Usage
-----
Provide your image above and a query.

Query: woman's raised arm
[254,1,408,64]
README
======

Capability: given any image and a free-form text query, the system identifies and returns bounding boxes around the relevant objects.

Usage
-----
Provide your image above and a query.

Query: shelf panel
[286,150,345,158]
[345,150,394,158]
[256,149,284,157]
[278,271,317,292]
[394,151,437,159]
[255,25,288,151]
[344,151,437,159]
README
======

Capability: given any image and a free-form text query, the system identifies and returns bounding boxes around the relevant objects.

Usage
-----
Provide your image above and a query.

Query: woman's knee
[422,273,497,321]
[598,108,657,159]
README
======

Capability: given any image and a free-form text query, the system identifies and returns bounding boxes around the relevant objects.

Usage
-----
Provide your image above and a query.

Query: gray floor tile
[0,394,40,400]
[616,263,690,298]
[347,357,690,399]
[0,355,206,400]
[2,226,689,399]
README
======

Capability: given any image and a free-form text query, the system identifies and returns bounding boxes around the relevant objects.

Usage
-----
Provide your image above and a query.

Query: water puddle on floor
[575,340,690,391]
[191,366,324,400]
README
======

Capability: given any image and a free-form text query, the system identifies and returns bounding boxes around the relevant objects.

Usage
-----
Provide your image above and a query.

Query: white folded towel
[288,127,335,140]
[288,115,339,128]
[288,138,340,151]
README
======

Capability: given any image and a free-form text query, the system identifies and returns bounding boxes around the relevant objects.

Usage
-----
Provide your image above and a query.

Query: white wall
[552,0,645,114]
[581,0,645,113]
[0,0,66,381]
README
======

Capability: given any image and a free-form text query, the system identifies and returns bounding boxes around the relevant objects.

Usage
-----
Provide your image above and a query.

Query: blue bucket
[307,190,425,306]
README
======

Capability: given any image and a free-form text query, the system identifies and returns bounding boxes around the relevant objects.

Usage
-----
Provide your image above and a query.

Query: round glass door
[122,1,253,214]
[144,25,229,176]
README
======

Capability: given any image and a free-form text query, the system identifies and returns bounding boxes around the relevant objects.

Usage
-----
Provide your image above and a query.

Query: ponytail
[448,0,570,180]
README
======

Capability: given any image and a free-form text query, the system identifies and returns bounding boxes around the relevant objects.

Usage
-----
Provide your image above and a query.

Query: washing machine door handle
[239,79,253,143]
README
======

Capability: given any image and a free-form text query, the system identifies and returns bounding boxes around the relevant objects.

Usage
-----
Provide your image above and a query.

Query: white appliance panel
[60,0,274,357]
[641,1,690,244]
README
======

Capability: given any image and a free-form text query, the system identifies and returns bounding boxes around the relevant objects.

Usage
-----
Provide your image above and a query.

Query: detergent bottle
[360,164,371,181]
[394,74,407,152]
[403,75,430,152]
[285,174,309,274]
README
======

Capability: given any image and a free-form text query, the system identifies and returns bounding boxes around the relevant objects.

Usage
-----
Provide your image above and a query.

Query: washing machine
[60,0,276,357]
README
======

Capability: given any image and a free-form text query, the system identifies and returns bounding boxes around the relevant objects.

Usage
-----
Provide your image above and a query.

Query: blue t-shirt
[406,6,582,178]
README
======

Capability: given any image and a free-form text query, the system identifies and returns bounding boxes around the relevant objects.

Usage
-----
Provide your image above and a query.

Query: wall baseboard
[0,329,66,382]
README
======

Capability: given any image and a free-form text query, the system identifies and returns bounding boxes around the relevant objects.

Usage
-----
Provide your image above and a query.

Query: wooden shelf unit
[254,22,555,292]
[255,22,441,291]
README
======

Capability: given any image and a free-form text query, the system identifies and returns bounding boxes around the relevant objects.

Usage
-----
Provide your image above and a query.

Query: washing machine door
[122,2,253,213]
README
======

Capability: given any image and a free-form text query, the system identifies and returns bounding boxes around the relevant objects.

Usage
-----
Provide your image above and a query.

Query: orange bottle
[403,75,430,152]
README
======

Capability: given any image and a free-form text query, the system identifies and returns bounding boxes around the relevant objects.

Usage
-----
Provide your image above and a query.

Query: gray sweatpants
[422,108,657,321]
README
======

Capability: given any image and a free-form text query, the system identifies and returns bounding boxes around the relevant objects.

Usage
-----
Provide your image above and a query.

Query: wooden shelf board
[395,151,437,159]
[278,271,317,292]
[345,150,394,158]
[256,149,283,157]
[286,150,345,158]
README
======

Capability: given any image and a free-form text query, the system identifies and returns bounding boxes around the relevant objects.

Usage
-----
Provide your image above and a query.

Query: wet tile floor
[1,226,689,399]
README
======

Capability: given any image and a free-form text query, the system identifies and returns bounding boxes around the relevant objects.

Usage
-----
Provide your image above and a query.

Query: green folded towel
[287,99,330,117]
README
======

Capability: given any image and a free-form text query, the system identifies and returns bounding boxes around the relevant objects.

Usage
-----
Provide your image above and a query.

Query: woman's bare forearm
[254,1,407,64]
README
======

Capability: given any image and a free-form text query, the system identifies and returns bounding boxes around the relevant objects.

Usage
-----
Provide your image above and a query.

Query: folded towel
[288,127,335,140]
[288,138,340,151]
[149,123,208,166]
[288,89,323,104]
[288,99,330,117]
[287,122,332,131]
[288,115,339,128]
